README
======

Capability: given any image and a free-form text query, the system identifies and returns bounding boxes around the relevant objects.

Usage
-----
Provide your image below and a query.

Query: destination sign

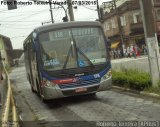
[49,28,99,40]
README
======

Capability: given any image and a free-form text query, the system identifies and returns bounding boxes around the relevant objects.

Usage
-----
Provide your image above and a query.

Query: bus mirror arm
[32,42,36,52]
[106,39,111,51]
[107,38,111,46]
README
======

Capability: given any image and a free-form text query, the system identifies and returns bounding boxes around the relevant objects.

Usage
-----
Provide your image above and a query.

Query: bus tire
[41,97,48,103]
[36,80,41,97]
[88,92,97,97]
[31,86,36,93]
[28,74,31,84]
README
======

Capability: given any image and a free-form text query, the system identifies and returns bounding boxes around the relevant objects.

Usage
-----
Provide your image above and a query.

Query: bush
[112,70,151,91]
[144,81,160,95]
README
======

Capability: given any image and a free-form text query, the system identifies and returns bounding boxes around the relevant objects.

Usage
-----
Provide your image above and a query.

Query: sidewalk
[112,85,160,100]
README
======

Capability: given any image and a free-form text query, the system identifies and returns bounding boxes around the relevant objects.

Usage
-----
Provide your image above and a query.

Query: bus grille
[59,78,101,89]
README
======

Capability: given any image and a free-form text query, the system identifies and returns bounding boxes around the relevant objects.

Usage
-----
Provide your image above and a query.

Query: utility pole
[140,0,160,86]
[97,0,101,21]
[49,0,54,23]
[67,0,75,21]
[114,0,125,56]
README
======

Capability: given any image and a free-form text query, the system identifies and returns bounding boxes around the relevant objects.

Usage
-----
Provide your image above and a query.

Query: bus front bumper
[42,77,112,100]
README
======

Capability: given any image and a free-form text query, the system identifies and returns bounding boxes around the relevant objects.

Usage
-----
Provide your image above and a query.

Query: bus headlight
[41,78,56,87]
[45,81,56,87]
[101,70,112,81]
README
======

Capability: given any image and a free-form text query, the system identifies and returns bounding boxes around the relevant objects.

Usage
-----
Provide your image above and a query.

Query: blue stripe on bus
[41,71,57,80]
[41,62,111,81]
[99,63,111,77]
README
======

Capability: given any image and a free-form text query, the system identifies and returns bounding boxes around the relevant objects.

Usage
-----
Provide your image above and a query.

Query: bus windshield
[39,27,107,71]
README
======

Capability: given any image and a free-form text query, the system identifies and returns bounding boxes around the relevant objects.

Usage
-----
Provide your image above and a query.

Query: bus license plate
[75,87,87,93]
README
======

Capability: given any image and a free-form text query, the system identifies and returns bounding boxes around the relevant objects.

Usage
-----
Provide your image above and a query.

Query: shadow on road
[44,94,99,109]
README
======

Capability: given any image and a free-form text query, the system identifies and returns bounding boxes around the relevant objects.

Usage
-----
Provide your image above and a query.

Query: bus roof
[34,21,101,33]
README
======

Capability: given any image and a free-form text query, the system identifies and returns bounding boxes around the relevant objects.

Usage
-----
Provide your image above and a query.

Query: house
[101,0,160,52]
[0,34,13,67]
[9,49,23,66]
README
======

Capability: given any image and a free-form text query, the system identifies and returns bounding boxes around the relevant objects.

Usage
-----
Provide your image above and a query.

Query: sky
[0,0,114,49]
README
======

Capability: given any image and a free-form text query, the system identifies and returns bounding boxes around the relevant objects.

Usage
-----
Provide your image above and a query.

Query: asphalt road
[10,65,160,127]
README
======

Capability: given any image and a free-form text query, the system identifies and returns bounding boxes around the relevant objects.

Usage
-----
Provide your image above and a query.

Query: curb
[112,86,160,99]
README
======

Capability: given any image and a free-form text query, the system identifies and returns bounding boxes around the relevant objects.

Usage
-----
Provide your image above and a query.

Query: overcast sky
[0,0,111,49]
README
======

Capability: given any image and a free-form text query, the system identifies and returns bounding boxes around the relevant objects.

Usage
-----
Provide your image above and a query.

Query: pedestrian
[120,49,124,58]
[134,45,138,56]
[117,49,121,58]
[133,45,136,58]
[143,44,147,55]
[114,49,117,59]
[127,46,131,58]
[111,50,114,59]
[137,46,140,56]
[123,48,127,58]
[130,45,133,57]
[112,50,116,59]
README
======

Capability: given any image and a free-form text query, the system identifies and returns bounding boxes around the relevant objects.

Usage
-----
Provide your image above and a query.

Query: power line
[0,25,37,29]
[10,35,28,39]
[1,27,33,29]
[0,9,48,21]
[14,8,48,21]
[0,5,28,13]
[54,9,62,21]
[0,21,43,22]
[0,8,48,25]
[82,5,97,11]
[0,22,41,25]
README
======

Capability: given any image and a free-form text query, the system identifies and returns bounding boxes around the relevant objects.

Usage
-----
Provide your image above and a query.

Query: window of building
[111,19,116,28]
[133,12,142,23]
[157,9,160,20]
[102,22,110,31]
[120,16,126,26]
[105,22,110,31]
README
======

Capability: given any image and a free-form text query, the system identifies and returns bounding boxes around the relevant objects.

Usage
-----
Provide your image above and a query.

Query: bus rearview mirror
[107,38,111,47]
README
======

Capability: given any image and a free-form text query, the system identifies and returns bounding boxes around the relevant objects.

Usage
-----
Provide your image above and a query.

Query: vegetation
[112,69,152,91]
[144,81,160,95]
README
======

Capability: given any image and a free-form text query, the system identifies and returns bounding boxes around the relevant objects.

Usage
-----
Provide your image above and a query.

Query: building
[101,0,160,53]
[10,49,23,66]
[0,34,13,67]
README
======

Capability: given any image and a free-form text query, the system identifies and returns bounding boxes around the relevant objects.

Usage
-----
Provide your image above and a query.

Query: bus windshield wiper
[71,34,95,68]
[76,46,95,68]
[63,29,95,70]
[63,45,72,69]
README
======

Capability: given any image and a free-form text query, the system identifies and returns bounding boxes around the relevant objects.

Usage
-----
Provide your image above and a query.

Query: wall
[0,36,9,67]
[111,57,150,73]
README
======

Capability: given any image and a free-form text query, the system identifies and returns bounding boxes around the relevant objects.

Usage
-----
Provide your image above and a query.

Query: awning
[111,42,120,49]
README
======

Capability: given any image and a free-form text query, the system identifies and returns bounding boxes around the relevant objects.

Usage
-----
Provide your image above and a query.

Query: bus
[23,21,112,101]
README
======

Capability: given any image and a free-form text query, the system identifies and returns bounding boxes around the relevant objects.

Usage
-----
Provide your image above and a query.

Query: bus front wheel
[31,86,36,93]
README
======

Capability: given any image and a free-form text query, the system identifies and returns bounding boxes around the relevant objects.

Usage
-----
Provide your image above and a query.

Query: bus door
[28,41,37,91]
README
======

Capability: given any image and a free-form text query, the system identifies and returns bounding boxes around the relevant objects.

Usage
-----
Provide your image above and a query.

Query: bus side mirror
[32,32,37,52]
[32,42,36,52]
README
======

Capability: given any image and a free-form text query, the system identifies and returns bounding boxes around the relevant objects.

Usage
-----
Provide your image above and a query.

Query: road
[10,65,160,127]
